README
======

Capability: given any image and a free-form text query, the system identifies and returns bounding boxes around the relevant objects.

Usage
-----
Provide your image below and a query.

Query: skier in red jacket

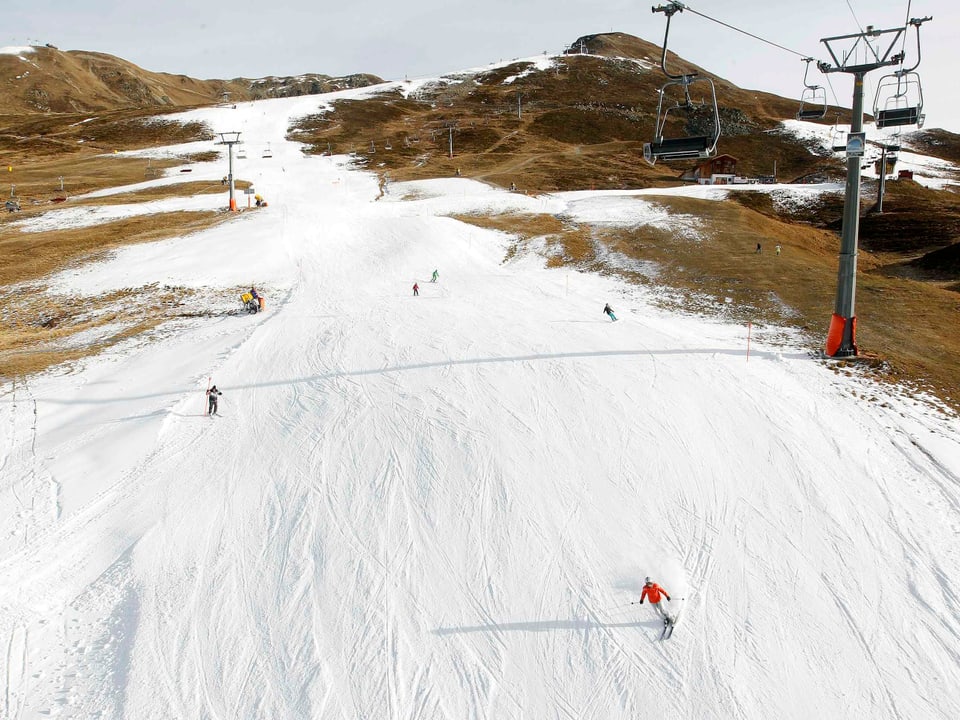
[639,577,671,620]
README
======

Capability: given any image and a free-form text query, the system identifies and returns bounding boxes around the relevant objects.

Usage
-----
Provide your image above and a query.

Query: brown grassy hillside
[0,45,381,114]
[290,33,849,191]
[2,33,959,409]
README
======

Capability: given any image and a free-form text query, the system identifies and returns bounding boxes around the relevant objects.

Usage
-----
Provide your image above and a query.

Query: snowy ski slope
[2,81,960,719]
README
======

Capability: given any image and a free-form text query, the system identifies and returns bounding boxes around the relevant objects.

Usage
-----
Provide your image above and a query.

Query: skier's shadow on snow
[432,618,662,636]
[22,347,808,406]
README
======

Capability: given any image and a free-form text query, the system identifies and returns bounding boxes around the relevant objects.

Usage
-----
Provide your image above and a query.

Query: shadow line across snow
[433,617,664,635]
[18,346,806,406]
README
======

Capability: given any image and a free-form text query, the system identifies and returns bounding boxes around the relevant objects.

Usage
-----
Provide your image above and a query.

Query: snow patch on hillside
[14,195,224,232]
[0,45,35,55]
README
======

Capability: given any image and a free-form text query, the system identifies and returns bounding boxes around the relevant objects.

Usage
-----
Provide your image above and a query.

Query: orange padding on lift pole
[825,313,846,356]
[229,198,237,211]
[825,313,857,356]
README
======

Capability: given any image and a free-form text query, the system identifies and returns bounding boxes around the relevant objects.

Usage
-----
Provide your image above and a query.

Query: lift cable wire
[898,0,913,68]
[678,3,813,60]
[843,0,865,34]
[670,3,846,116]
[823,73,843,109]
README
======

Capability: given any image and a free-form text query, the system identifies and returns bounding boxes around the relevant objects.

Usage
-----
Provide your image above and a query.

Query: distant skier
[603,303,617,322]
[755,242,762,254]
[413,282,419,296]
[250,286,263,312]
[775,243,782,256]
[431,269,439,283]
[639,577,671,621]
[206,385,223,416]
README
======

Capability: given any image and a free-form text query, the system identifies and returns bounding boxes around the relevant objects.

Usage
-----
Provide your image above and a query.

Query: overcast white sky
[7,1,957,132]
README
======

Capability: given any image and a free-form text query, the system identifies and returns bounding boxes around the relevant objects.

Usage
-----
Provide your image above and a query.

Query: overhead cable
[678,3,813,59]
[843,0,865,34]
[898,0,913,67]
[824,74,843,108]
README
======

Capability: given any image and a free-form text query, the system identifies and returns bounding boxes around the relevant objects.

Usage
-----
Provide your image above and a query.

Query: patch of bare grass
[0,285,190,378]
[450,199,960,411]
[0,282,257,380]
[0,210,227,287]
[69,179,251,206]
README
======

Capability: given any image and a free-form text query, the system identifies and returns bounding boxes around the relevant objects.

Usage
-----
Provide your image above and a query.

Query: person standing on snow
[413,282,419,296]
[431,269,439,283]
[603,303,617,322]
[639,577,671,620]
[207,385,223,416]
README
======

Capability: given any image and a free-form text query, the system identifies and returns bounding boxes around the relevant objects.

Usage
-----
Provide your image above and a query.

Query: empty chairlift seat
[643,3,721,166]
[644,135,713,162]
[873,69,924,130]
[875,106,920,128]
[795,58,827,121]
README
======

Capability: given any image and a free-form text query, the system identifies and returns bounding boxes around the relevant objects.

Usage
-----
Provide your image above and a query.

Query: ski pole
[605,601,642,610]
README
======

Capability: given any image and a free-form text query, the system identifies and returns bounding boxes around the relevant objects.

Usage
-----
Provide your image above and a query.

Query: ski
[660,603,683,641]
[659,614,679,641]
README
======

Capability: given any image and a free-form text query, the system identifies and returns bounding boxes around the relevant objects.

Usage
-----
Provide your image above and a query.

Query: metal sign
[244,188,256,195]
[846,132,866,158]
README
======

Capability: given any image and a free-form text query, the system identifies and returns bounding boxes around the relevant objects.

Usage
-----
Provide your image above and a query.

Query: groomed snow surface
[2,91,960,720]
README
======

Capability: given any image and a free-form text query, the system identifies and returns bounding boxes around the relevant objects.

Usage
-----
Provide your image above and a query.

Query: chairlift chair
[643,3,720,165]
[873,18,927,130]
[873,71,924,129]
[262,143,273,159]
[796,58,827,121]
[829,115,848,153]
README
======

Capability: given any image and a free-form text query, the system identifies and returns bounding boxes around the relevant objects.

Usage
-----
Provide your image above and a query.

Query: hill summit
[0,44,381,113]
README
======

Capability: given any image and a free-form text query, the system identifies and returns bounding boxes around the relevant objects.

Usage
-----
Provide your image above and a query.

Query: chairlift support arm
[801,57,819,89]
[897,16,933,74]
[816,18,931,75]
[644,1,720,163]
[652,2,693,81]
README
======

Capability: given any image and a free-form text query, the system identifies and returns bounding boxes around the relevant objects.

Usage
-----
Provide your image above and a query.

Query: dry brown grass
[0,106,254,380]
[0,210,226,287]
[0,286,189,377]
[0,153,231,213]
[2,33,957,409]
[0,207,236,379]
[455,198,960,411]
[68,179,251,207]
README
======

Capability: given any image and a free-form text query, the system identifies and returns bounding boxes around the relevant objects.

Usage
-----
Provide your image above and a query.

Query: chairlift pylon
[642,2,721,165]
[796,58,828,121]
[873,18,927,129]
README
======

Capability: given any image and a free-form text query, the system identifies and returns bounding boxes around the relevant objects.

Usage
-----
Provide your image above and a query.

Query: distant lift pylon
[643,2,721,165]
